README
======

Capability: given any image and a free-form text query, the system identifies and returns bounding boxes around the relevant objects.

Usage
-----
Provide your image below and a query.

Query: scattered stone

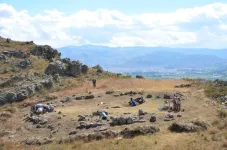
[114,94,120,97]
[111,106,121,108]
[135,97,145,104]
[106,90,114,94]
[65,97,71,103]
[177,114,182,117]
[75,96,83,100]
[146,94,152,98]
[47,125,55,130]
[150,113,157,122]
[164,94,171,99]
[69,130,77,135]
[92,111,101,116]
[18,59,32,69]
[84,95,95,99]
[78,115,86,121]
[164,113,174,121]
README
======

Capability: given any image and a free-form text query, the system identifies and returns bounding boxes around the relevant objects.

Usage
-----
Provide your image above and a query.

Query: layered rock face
[0,73,54,105]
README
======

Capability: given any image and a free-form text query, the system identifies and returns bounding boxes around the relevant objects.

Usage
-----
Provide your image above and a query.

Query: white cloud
[0,2,227,48]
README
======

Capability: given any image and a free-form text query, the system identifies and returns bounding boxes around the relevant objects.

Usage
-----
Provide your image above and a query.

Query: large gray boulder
[45,60,83,77]
[31,45,61,60]
[66,61,82,77]
[45,60,66,76]
[81,65,89,74]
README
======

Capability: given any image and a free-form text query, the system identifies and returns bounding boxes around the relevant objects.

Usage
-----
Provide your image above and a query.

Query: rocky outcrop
[168,120,209,133]
[45,59,88,77]
[1,50,29,58]
[30,45,61,60]
[0,73,54,105]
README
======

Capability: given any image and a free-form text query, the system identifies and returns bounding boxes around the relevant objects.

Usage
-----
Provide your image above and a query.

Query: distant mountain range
[58,45,227,73]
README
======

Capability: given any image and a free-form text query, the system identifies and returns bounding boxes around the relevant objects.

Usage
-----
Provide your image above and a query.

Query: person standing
[176,98,181,112]
[172,96,177,112]
[92,79,96,88]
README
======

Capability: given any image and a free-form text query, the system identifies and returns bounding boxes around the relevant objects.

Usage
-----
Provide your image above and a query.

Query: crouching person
[35,104,44,114]
[130,98,137,107]
[100,110,108,120]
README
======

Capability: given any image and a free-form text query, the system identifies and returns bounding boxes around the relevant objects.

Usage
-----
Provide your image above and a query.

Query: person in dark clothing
[172,97,177,112]
[176,98,181,112]
[92,79,96,88]
[130,98,137,106]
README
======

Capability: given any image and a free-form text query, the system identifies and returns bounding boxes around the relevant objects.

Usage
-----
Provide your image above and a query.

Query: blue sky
[1,0,224,14]
[0,0,227,48]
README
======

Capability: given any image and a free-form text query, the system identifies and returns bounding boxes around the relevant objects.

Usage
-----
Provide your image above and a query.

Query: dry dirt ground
[0,79,225,150]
